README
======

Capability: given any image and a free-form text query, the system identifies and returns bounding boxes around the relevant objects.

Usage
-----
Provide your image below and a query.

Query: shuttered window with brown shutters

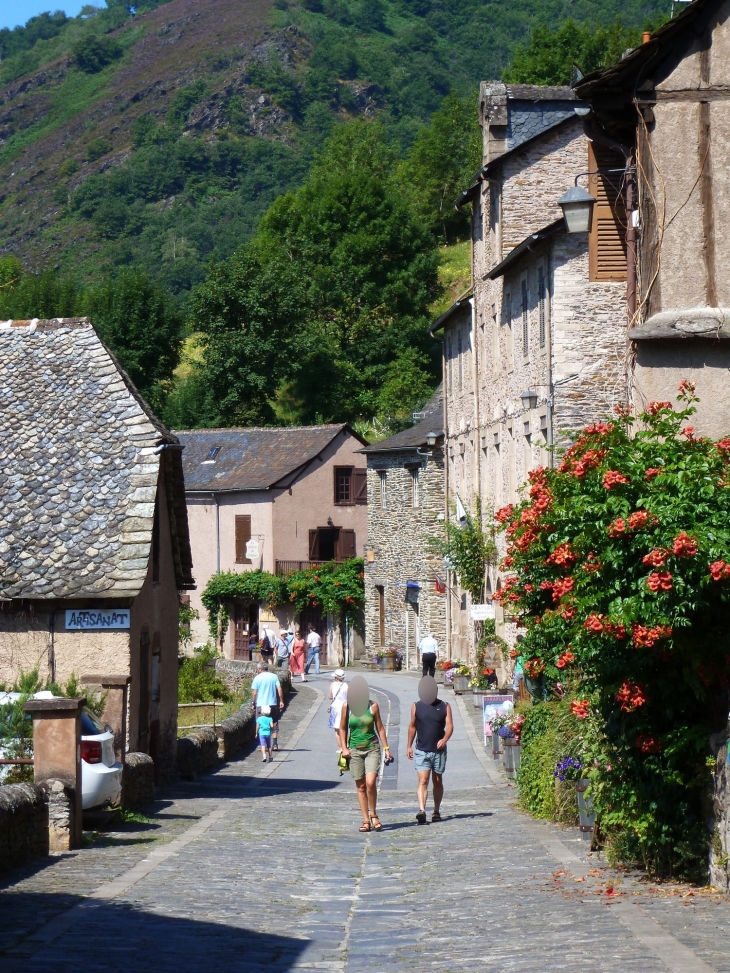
[235,515,252,564]
[337,529,356,560]
[352,469,367,505]
[588,142,627,282]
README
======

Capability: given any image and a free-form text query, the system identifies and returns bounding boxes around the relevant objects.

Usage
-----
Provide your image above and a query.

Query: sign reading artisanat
[65,609,131,630]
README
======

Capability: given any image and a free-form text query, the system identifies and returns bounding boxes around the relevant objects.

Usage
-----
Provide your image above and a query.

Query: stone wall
[176,726,219,779]
[216,703,256,762]
[215,658,292,697]
[122,752,155,810]
[364,449,446,665]
[0,783,48,870]
[41,778,76,852]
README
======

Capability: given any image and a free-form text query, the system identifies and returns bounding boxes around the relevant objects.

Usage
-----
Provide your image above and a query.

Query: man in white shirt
[419,632,439,678]
[305,623,322,676]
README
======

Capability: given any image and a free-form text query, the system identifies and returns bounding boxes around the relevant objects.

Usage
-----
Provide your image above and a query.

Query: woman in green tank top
[337,676,391,832]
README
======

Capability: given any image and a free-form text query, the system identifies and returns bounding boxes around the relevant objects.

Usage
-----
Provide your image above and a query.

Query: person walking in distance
[275,629,290,669]
[338,675,391,832]
[328,669,348,749]
[407,675,453,824]
[256,705,274,762]
[251,662,285,752]
[290,628,307,682]
[305,623,322,676]
[418,631,439,678]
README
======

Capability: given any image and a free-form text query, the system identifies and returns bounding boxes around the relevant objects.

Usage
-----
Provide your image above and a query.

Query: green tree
[83,268,184,412]
[188,247,306,426]
[376,348,434,433]
[72,34,123,73]
[399,91,482,242]
[503,18,662,85]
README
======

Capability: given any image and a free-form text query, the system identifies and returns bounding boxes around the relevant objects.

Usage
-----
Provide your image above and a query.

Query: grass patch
[430,240,471,319]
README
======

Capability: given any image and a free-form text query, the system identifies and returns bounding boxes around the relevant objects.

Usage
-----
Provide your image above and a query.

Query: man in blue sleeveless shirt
[407,675,453,824]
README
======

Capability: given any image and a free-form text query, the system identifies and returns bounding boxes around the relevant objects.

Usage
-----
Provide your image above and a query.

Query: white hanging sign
[245,539,259,561]
[470,603,495,620]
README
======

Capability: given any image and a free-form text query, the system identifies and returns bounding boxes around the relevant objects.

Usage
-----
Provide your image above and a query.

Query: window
[411,467,420,507]
[334,467,367,505]
[235,515,252,564]
[588,142,627,281]
[520,278,529,358]
[538,267,546,348]
[378,470,387,508]
[202,445,221,464]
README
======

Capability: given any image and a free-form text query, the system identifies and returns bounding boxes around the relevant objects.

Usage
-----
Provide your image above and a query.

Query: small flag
[434,575,446,594]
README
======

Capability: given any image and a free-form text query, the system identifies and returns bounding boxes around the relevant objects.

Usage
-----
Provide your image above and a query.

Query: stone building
[0,318,194,781]
[361,388,446,667]
[435,84,627,659]
[177,424,367,661]
[576,0,730,438]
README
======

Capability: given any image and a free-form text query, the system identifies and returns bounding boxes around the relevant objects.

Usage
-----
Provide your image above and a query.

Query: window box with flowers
[438,659,456,685]
[451,662,471,694]
[374,648,402,671]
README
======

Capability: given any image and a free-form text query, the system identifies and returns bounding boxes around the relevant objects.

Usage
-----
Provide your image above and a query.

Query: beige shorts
[349,744,381,780]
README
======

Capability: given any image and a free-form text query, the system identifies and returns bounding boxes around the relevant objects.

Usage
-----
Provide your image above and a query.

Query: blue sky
[0,1,90,31]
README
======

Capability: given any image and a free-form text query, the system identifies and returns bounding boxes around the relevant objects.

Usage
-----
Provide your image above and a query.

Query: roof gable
[0,318,193,599]
[176,425,364,492]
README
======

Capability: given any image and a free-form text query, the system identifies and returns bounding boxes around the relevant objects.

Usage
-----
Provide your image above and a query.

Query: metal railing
[178,701,224,733]
[275,559,345,576]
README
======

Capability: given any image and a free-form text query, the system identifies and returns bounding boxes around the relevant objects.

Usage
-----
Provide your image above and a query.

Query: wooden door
[234,601,251,660]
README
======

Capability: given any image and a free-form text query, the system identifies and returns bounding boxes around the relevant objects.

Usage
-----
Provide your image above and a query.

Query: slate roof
[176,425,366,492]
[360,386,444,454]
[0,318,194,600]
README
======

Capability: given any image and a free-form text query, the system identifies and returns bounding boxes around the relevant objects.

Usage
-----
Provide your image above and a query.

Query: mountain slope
[0,0,667,293]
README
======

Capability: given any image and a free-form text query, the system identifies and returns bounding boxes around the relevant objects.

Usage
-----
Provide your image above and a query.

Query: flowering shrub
[202,559,364,639]
[554,756,582,782]
[497,385,730,879]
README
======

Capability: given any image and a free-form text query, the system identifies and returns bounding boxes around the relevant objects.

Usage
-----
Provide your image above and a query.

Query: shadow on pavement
[1,892,309,973]
[382,811,494,831]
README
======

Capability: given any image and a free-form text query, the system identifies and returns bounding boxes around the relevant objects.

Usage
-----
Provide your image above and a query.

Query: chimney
[642,31,652,44]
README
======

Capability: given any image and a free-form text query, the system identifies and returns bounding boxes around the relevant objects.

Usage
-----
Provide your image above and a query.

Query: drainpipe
[626,158,637,328]
[212,493,220,574]
[470,297,481,508]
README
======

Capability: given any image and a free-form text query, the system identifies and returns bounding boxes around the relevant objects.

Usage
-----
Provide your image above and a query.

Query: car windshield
[81,706,106,736]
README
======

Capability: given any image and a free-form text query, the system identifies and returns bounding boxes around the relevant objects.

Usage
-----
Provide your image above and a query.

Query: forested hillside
[0,0,668,431]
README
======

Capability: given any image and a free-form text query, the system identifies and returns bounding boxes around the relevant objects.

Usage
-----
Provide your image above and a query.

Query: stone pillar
[80,673,131,763]
[24,696,85,850]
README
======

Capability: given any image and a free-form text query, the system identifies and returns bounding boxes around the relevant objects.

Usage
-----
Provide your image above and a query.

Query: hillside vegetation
[0,0,668,432]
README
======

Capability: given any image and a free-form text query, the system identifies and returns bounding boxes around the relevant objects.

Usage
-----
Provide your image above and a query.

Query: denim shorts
[414,748,447,774]
[259,734,272,748]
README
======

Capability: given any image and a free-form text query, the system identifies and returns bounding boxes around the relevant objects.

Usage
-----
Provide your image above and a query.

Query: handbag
[337,751,350,775]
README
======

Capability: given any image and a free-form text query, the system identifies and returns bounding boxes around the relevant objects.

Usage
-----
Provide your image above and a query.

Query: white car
[0,692,122,809]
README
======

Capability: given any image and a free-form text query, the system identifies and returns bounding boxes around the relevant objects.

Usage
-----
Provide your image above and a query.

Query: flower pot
[503,736,517,776]
[576,779,596,839]
[382,650,398,672]
[512,743,521,777]
[472,689,487,708]
[435,670,445,684]
[453,674,470,694]
[490,732,502,757]
[251,647,262,663]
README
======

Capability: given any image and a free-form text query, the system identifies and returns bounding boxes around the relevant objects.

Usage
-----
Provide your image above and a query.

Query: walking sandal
[370,815,383,831]
[359,821,371,832]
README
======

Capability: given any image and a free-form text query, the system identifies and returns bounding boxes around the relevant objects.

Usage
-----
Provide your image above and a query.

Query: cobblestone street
[3,672,730,972]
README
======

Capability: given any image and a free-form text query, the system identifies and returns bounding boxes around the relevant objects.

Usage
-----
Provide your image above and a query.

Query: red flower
[546,542,579,568]
[646,571,673,592]
[556,604,577,621]
[616,681,647,712]
[556,650,575,669]
[570,699,590,719]
[681,426,695,439]
[605,621,628,640]
[500,556,514,569]
[644,467,663,480]
[636,734,662,753]
[523,658,545,678]
[628,510,656,531]
[646,401,673,416]
[709,560,730,581]
[584,614,605,633]
[716,439,730,456]
[608,518,627,538]
[495,504,515,524]
[672,532,698,557]
[632,623,672,648]
[643,549,669,568]
[603,470,630,489]
[550,577,574,602]
[509,649,519,659]
[581,553,602,575]
[678,378,696,397]
[583,422,615,435]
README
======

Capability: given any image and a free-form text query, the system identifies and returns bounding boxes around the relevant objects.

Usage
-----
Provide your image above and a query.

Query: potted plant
[452,662,471,694]
[434,660,446,684]
[553,756,594,837]
[488,712,509,756]
[381,647,398,671]
[441,659,456,685]
[499,713,525,777]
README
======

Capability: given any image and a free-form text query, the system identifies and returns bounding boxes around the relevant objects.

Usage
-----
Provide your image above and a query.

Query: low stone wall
[215,659,292,697]
[39,778,76,852]
[0,783,48,870]
[176,726,219,779]
[216,703,256,761]
[122,752,155,810]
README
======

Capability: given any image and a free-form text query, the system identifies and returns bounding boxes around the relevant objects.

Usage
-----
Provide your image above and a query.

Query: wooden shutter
[338,529,356,560]
[353,469,367,504]
[309,529,319,560]
[588,142,627,281]
[235,515,252,564]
